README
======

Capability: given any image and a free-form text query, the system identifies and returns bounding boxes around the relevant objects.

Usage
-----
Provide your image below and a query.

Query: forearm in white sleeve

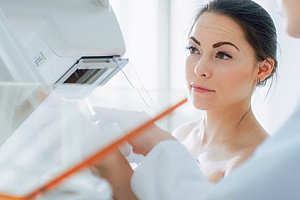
[131,140,213,200]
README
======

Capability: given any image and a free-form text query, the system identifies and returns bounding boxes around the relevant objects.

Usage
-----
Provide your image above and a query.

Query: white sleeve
[131,140,212,200]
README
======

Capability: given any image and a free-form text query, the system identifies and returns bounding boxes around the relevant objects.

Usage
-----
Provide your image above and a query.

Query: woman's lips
[191,84,215,93]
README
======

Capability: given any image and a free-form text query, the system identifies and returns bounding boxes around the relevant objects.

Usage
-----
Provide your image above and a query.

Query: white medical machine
[0,0,128,85]
[0,0,129,139]
[0,0,131,199]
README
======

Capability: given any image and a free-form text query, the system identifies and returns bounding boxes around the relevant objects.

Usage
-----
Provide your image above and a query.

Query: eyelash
[215,51,232,59]
[185,45,199,54]
[185,45,232,60]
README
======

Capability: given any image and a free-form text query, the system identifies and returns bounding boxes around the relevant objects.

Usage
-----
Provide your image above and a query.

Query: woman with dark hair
[95,0,280,199]
[172,0,277,183]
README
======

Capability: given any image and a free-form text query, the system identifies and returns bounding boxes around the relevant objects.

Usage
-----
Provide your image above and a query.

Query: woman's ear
[257,58,275,81]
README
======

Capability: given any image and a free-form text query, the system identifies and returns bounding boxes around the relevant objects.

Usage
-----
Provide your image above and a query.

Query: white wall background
[108,0,300,134]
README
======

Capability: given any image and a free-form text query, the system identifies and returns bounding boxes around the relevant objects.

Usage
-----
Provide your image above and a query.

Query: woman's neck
[200,103,268,147]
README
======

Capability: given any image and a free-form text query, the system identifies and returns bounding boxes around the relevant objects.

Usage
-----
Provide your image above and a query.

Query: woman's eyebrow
[189,36,201,46]
[189,37,239,51]
[213,42,240,51]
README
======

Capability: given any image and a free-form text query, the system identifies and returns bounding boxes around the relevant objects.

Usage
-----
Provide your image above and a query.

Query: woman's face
[185,12,260,111]
[278,0,300,38]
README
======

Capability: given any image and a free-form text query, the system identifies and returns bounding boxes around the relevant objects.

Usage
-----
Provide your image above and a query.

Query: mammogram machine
[0,1,187,199]
[0,0,130,199]
[0,0,129,141]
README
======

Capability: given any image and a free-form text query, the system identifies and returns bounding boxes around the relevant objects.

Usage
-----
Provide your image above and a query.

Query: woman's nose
[193,57,211,78]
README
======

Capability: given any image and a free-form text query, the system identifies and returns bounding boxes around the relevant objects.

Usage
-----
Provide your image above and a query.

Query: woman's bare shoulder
[172,120,202,142]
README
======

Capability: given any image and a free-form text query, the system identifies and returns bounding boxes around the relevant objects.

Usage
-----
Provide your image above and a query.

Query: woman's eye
[215,51,232,60]
[185,45,199,54]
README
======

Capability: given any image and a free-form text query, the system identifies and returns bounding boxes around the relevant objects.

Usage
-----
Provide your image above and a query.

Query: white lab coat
[131,100,300,200]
